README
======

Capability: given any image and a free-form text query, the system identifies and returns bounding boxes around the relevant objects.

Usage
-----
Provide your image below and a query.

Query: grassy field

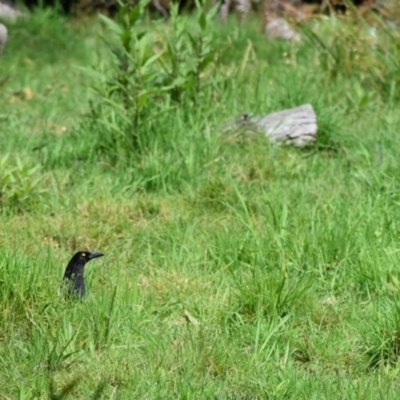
[1,6,400,398]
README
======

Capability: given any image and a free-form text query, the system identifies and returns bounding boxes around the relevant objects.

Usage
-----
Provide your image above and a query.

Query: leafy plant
[90,0,163,153]
[0,154,47,213]
[158,0,220,104]
[85,0,221,161]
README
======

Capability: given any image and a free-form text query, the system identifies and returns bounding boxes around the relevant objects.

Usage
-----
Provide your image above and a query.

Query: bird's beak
[88,251,104,260]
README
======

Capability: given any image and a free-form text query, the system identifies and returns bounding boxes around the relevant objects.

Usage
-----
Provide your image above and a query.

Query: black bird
[61,251,104,298]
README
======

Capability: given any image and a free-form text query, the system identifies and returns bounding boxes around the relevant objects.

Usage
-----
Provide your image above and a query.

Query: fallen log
[224,104,318,147]
[0,23,7,55]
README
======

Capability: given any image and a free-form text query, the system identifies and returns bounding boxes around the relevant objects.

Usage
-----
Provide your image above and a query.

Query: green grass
[1,7,400,399]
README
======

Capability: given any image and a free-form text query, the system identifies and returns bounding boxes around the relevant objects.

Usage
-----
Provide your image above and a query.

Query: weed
[0,154,47,213]
[85,0,221,162]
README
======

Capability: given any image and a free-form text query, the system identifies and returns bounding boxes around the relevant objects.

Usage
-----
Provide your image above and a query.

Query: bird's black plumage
[61,251,104,298]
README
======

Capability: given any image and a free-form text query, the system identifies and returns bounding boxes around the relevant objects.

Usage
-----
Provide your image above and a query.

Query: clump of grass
[362,298,400,369]
[231,269,313,321]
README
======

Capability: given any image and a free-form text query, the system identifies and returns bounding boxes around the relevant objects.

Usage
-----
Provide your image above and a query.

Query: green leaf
[199,12,206,31]
[0,153,9,170]
[137,91,148,109]
[143,52,164,68]
[199,53,215,70]
[207,2,220,20]
[187,32,198,50]
[98,14,123,36]
[169,2,179,19]
[128,4,142,25]
[120,30,132,52]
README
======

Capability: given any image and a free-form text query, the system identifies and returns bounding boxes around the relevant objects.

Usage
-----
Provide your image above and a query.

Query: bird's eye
[81,252,86,257]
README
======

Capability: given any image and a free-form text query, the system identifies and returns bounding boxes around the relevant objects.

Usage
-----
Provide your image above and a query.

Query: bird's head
[68,250,104,266]
[78,250,104,263]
